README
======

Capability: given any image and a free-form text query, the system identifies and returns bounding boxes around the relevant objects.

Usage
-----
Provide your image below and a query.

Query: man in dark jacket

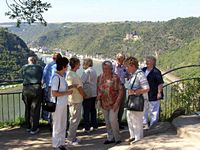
[22,56,43,134]
[142,56,164,128]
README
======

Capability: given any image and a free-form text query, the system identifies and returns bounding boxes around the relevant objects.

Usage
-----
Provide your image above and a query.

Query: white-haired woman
[97,60,123,144]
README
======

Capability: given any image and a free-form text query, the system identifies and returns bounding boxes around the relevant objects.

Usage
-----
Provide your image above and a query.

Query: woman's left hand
[113,102,119,112]
[128,89,136,95]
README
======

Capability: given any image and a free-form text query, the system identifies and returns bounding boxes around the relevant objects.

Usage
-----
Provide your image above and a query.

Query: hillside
[0,28,39,80]
[158,39,200,78]
[1,22,64,44]
[2,17,200,78]
[26,17,200,60]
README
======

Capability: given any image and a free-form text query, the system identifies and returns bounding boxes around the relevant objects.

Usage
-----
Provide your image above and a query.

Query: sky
[1,0,200,23]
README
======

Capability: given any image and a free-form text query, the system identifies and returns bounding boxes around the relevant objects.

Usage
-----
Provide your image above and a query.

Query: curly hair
[124,56,139,68]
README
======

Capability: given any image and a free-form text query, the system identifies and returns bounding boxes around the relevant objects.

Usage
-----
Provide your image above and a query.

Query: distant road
[161,70,181,83]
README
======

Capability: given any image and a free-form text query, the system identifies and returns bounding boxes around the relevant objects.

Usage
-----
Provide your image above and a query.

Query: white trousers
[52,104,67,148]
[102,108,120,141]
[67,103,82,141]
[143,100,160,127]
[127,110,144,141]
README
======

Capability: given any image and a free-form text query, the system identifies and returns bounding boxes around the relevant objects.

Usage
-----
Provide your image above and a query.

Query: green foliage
[8,17,198,62]
[160,79,200,120]
[158,39,200,78]
[2,17,200,77]
[0,117,24,128]
[8,23,64,43]
[0,28,40,80]
[5,0,51,27]
[0,49,21,80]
[173,80,200,114]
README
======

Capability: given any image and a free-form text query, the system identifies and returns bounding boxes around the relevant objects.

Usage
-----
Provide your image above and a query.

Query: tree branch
[5,0,52,27]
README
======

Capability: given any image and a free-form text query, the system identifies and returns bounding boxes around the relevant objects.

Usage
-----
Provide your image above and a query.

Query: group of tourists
[21,52,164,150]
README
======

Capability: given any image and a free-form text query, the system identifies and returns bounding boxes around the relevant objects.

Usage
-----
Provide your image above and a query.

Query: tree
[5,0,51,27]
[0,49,21,80]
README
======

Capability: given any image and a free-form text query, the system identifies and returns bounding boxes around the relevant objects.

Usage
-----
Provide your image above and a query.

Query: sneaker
[90,127,98,131]
[68,138,81,145]
[125,138,135,143]
[82,128,90,133]
[130,139,139,145]
[30,128,40,135]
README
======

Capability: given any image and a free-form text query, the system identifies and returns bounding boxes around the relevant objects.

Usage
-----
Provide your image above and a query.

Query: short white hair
[116,53,125,59]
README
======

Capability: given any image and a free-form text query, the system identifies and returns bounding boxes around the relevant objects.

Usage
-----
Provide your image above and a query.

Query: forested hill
[5,17,200,59]
[1,17,200,78]
[158,39,200,78]
[0,28,37,80]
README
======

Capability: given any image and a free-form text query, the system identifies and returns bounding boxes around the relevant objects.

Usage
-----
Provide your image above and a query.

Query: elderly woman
[97,60,123,144]
[124,56,149,144]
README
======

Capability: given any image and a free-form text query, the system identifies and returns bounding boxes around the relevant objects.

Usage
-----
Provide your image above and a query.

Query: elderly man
[113,53,129,129]
[142,56,164,129]
[22,56,43,134]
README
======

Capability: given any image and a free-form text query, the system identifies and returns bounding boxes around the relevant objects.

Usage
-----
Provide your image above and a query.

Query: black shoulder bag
[126,72,144,111]
[42,76,60,112]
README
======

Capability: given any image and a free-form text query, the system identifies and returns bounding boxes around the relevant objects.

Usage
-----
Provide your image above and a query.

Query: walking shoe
[90,127,98,131]
[58,145,68,150]
[103,139,115,144]
[130,139,139,145]
[68,138,81,145]
[30,128,40,135]
[125,138,135,143]
[82,128,90,133]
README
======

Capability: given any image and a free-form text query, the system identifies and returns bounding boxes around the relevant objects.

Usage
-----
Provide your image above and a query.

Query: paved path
[0,121,200,150]
[0,122,174,150]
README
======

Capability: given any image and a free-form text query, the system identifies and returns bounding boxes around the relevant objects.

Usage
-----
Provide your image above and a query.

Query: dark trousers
[23,84,42,131]
[42,87,52,123]
[118,85,126,125]
[82,97,98,130]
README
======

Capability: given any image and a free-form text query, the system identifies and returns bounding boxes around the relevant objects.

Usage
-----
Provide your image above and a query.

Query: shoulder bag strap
[130,71,142,89]
[130,73,138,89]
[55,75,60,104]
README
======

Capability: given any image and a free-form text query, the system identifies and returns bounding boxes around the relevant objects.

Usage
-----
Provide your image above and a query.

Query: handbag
[42,76,60,112]
[126,72,144,111]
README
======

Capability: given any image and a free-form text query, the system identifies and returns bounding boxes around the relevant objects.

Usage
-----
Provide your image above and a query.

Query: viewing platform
[0,115,200,150]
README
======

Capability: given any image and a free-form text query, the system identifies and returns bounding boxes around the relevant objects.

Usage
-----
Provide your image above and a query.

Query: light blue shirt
[42,61,57,87]
[113,62,129,84]
[128,69,149,100]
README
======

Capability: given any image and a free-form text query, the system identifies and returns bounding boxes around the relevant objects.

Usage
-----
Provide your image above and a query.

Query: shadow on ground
[0,122,175,150]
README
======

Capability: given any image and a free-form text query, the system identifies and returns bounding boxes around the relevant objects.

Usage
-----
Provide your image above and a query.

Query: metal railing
[160,65,200,120]
[0,65,199,123]
[0,91,24,122]
[0,79,24,122]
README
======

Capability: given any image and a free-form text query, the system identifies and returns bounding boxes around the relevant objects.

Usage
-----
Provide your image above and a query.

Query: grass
[0,117,24,128]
